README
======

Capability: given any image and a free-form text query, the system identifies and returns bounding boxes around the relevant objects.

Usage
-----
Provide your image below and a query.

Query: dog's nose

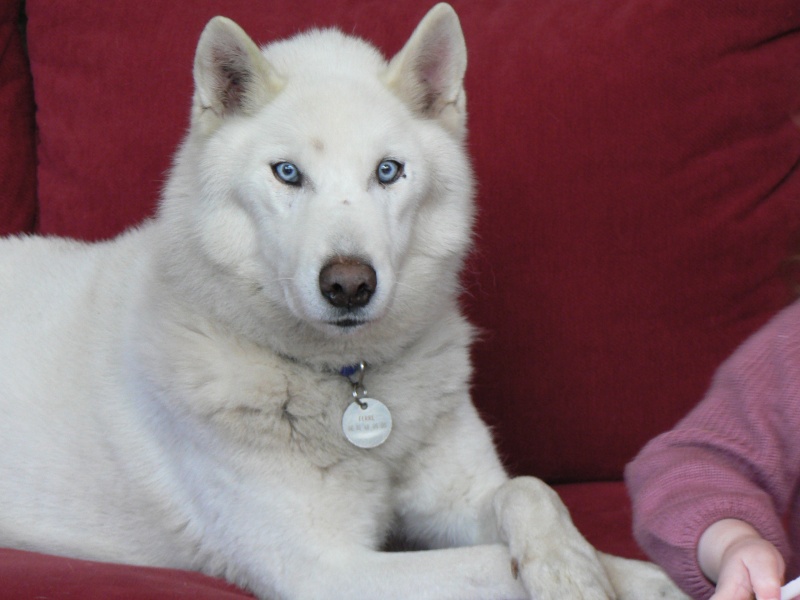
[319,257,377,309]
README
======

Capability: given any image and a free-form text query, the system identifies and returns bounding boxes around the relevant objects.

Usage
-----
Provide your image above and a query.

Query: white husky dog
[0,4,685,599]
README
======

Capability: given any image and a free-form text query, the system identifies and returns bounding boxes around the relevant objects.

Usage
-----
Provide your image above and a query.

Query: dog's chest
[240,364,454,467]
[143,311,473,492]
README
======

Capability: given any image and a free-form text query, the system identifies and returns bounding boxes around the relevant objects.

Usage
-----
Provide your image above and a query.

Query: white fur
[0,4,686,599]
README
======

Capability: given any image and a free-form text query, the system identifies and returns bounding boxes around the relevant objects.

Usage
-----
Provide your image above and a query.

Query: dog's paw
[512,541,615,600]
[600,553,689,600]
[494,477,615,599]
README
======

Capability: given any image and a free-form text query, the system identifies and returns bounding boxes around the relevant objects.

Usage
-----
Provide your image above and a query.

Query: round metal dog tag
[342,398,392,449]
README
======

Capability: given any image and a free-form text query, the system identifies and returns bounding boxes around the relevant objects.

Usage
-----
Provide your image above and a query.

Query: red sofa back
[2,0,800,483]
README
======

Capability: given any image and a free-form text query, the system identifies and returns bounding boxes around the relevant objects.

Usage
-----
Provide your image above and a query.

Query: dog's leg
[393,400,616,599]
[260,543,529,600]
[187,463,528,599]
[182,460,529,600]
[492,477,615,599]
[391,396,685,599]
[599,553,689,599]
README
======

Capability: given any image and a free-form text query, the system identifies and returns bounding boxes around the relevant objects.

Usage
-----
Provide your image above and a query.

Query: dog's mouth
[328,317,368,329]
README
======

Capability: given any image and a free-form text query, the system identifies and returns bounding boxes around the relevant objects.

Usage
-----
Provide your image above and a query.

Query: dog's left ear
[385,3,467,137]
[192,16,284,134]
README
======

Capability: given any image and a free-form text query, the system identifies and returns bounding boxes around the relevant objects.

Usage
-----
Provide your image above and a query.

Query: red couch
[1,0,799,597]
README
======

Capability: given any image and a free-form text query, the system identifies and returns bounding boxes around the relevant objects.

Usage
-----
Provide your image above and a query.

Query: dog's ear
[385,3,467,137]
[192,17,283,133]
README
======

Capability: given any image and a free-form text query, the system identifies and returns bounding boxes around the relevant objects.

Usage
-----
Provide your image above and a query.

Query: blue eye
[377,159,404,185]
[272,162,302,186]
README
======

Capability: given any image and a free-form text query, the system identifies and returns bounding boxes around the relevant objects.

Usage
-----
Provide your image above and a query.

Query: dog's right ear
[192,17,283,134]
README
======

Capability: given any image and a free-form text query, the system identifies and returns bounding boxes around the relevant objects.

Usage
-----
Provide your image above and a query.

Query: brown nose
[319,257,377,309]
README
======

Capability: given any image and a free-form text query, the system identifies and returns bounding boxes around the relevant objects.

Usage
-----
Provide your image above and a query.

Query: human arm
[626,302,800,598]
[626,429,790,599]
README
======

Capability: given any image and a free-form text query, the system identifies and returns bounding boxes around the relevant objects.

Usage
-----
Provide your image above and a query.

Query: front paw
[600,553,689,600]
[494,477,615,599]
[512,540,615,600]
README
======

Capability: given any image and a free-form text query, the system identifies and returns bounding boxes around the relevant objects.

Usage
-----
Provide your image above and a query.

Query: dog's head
[164,4,474,362]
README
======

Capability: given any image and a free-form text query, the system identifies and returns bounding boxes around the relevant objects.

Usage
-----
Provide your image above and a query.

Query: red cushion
[23,0,800,483]
[464,1,800,481]
[0,549,252,599]
[0,0,36,234]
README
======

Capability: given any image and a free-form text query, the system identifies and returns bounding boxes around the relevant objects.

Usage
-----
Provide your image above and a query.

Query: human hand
[699,519,784,600]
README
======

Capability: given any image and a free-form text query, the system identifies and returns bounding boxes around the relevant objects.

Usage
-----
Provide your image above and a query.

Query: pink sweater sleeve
[626,301,800,599]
